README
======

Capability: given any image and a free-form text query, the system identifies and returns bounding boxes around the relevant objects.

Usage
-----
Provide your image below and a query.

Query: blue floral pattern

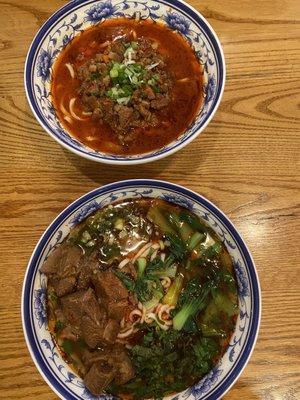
[165,12,191,35]
[27,0,223,162]
[37,49,53,81]
[70,200,100,226]
[185,367,222,398]
[161,193,195,211]
[234,259,250,297]
[33,285,47,328]
[85,1,116,22]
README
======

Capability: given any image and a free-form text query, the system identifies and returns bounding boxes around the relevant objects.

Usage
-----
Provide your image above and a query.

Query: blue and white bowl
[24,0,225,164]
[22,180,261,400]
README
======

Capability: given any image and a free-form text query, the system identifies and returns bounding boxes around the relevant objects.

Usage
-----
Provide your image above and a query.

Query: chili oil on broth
[51,18,204,155]
[43,198,238,399]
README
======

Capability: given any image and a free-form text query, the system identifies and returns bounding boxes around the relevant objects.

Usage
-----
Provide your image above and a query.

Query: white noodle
[64,115,72,124]
[99,40,111,48]
[69,98,86,121]
[160,253,166,262]
[157,304,174,322]
[118,258,130,269]
[65,63,75,79]
[132,242,153,262]
[129,309,143,322]
[117,327,134,339]
[177,77,190,83]
[161,276,171,289]
[113,35,126,42]
[130,29,137,40]
[146,62,160,70]
[60,101,70,116]
[82,111,92,116]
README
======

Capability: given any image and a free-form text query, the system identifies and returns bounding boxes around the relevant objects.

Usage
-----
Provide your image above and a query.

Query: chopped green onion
[81,230,91,244]
[116,96,131,105]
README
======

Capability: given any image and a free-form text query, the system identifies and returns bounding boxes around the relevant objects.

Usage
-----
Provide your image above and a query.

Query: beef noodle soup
[51,18,204,155]
[42,199,238,399]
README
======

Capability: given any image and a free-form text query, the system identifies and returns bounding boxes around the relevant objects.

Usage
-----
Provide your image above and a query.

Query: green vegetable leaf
[61,339,73,356]
[165,233,187,261]
[113,269,135,292]
[55,320,65,332]
[179,212,208,233]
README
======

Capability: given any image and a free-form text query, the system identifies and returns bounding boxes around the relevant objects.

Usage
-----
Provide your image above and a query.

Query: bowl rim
[24,0,226,165]
[21,179,261,400]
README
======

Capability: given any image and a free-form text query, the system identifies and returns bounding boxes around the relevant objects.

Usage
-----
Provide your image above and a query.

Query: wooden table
[0,0,299,399]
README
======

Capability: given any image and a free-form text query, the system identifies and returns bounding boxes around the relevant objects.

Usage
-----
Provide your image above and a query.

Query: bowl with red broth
[25,0,225,164]
[22,180,261,400]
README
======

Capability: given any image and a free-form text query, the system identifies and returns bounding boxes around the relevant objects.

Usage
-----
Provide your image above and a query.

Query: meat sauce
[51,18,204,155]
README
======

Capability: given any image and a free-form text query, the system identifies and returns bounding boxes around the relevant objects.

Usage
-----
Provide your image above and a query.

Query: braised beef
[112,345,135,384]
[61,288,119,347]
[92,269,128,300]
[76,251,99,291]
[82,346,135,394]
[84,361,115,395]
[41,244,83,297]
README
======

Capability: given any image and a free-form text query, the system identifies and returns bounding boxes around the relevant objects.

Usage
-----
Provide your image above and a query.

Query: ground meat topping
[76,38,172,144]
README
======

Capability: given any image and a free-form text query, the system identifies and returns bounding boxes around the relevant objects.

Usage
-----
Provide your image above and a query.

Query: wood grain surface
[0,0,299,399]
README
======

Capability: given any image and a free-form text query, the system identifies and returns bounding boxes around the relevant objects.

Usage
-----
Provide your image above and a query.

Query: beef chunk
[82,348,113,369]
[80,289,108,348]
[93,269,128,300]
[41,244,83,297]
[49,276,77,298]
[107,298,133,321]
[84,361,115,396]
[83,346,135,395]
[103,319,120,343]
[41,243,82,276]
[61,290,87,333]
[77,251,99,291]
[61,288,119,347]
[113,345,135,384]
[92,269,134,321]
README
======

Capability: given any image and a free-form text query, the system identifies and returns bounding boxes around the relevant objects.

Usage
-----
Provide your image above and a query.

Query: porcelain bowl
[22,180,261,400]
[24,0,225,164]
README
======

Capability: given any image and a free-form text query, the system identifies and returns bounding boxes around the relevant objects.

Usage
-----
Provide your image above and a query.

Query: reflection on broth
[42,199,238,399]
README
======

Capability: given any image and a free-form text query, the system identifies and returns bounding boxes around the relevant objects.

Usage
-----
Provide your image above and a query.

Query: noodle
[65,63,75,79]
[69,98,86,121]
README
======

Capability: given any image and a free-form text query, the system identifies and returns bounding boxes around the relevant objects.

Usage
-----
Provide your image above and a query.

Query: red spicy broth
[51,18,204,155]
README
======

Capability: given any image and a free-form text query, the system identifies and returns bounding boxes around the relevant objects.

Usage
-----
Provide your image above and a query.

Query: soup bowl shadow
[63,136,211,186]
[22,179,261,400]
[24,0,225,165]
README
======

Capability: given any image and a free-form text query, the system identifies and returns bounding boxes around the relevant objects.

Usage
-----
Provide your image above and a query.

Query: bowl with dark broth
[25,0,225,164]
[22,180,261,400]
